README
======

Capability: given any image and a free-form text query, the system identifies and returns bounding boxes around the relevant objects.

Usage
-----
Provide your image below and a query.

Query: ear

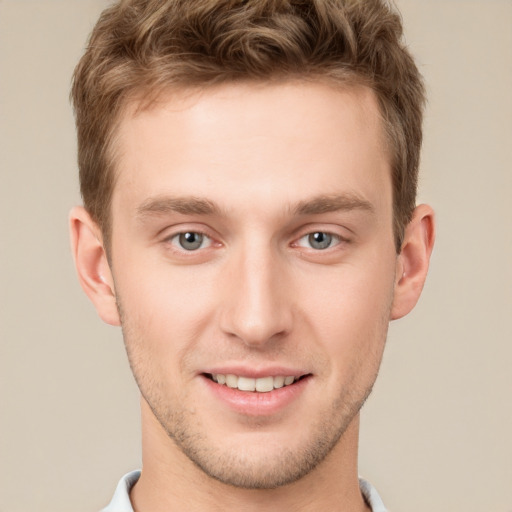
[69,206,121,326]
[391,204,435,320]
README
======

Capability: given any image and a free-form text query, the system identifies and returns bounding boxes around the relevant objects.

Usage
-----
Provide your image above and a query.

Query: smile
[202,371,312,415]
[208,374,300,393]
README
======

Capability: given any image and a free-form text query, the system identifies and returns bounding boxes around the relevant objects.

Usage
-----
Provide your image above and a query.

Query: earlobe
[69,206,121,326]
[391,204,435,320]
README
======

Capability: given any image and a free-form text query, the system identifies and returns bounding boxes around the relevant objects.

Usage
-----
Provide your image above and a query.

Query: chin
[182,443,334,489]
[161,405,357,490]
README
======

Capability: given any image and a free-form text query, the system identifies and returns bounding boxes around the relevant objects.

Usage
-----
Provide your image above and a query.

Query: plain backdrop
[1,1,511,511]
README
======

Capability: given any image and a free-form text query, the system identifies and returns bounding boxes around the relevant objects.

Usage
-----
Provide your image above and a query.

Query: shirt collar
[101,470,387,512]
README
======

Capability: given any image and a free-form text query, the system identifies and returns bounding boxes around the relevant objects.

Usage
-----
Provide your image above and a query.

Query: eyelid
[160,222,215,240]
[169,231,212,251]
[160,224,221,252]
[294,232,343,250]
[291,225,351,248]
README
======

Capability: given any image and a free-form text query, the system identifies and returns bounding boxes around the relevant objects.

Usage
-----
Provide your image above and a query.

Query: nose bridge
[220,238,292,346]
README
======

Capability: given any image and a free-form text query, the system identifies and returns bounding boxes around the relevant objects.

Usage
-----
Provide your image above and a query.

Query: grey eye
[308,232,333,250]
[178,232,205,250]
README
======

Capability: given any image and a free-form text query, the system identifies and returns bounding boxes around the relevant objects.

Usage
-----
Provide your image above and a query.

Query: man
[70,0,435,510]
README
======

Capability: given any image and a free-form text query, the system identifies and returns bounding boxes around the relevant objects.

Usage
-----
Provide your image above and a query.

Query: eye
[297,232,340,250]
[171,231,211,251]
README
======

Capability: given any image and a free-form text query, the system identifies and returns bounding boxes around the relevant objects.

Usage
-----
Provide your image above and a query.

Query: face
[109,82,399,488]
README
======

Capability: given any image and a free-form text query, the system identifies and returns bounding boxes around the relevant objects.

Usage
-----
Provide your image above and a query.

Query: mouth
[203,373,310,393]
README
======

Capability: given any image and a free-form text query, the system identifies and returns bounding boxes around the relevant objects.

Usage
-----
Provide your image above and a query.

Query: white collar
[101,470,388,512]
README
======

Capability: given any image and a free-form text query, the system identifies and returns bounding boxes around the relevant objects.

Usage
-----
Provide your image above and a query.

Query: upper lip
[201,366,310,379]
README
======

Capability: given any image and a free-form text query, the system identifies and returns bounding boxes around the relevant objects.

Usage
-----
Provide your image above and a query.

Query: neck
[130,399,370,512]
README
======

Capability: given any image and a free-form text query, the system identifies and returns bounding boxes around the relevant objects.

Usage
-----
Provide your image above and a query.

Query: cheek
[298,255,396,370]
[113,254,219,359]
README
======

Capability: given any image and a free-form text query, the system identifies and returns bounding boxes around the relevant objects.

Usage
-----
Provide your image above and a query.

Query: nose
[219,243,293,348]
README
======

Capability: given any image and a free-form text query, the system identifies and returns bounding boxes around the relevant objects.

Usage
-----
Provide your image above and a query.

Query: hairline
[98,74,401,259]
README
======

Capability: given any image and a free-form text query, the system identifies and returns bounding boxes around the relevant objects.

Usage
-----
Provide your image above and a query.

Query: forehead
[112,81,391,216]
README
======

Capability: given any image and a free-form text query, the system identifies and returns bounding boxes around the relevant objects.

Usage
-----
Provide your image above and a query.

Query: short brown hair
[71,0,425,252]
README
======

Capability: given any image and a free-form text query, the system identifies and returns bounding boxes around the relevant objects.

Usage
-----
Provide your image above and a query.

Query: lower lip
[201,375,311,416]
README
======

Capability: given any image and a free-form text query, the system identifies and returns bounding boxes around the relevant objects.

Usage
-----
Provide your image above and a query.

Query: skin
[70,81,435,512]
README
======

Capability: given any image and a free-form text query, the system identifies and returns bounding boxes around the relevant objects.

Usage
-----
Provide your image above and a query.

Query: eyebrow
[136,196,221,218]
[292,194,374,216]
[136,193,374,220]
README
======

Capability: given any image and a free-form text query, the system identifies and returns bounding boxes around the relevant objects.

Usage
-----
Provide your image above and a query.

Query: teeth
[273,376,285,389]
[238,376,256,391]
[226,374,238,388]
[211,374,298,392]
[255,376,274,392]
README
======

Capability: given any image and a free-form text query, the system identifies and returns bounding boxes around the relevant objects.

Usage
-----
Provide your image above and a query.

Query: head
[70,0,434,494]
[72,0,425,255]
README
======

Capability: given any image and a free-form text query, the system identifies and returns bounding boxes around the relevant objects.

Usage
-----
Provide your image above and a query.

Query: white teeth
[273,376,285,389]
[211,374,298,392]
[255,376,274,392]
[225,374,238,388]
[237,376,256,391]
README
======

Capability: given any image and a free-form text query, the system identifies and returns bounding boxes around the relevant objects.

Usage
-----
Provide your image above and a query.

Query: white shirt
[101,470,388,511]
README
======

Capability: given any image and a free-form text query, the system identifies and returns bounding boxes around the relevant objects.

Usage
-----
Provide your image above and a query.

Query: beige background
[1,1,511,511]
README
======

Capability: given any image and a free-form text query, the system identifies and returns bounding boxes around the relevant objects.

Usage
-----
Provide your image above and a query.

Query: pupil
[309,232,331,250]
[179,232,203,250]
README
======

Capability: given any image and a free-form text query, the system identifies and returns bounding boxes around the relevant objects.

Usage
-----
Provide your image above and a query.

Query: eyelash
[167,230,214,252]
[164,228,348,255]
[294,231,346,251]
